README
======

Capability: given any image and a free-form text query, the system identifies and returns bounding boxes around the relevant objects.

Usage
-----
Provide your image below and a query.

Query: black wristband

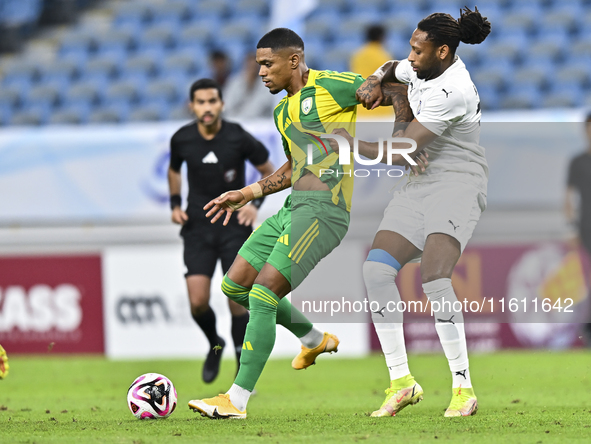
[251,197,264,209]
[170,194,181,210]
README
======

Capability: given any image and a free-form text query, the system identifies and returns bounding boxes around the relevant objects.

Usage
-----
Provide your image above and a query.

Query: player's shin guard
[234,284,279,391]
[363,257,409,380]
[222,274,313,339]
[423,278,471,387]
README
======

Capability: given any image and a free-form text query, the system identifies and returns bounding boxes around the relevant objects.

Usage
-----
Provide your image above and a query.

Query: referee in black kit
[168,78,274,383]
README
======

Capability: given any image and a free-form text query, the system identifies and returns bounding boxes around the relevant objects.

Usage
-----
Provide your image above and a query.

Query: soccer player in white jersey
[340,7,491,417]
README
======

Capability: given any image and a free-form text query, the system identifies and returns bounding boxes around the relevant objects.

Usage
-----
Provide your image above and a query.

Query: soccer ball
[127,373,177,419]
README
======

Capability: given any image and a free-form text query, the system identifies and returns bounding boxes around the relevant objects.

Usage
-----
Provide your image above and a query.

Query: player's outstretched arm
[204,159,292,226]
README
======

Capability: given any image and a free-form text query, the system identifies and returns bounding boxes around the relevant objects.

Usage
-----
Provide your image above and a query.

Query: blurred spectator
[350,24,393,119]
[223,52,274,121]
[208,50,231,88]
[565,112,591,345]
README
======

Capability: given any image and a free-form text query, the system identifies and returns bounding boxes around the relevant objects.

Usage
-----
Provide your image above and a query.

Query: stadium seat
[339,12,383,36]
[473,59,513,90]
[554,62,589,87]
[571,36,591,58]
[177,23,213,47]
[144,79,180,104]
[138,25,177,51]
[486,40,522,63]
[162,51,203,77]
[128,105,167,122]
[95,29,134,56]
[475,84,499,111]
[527,40,561,63]
[168,103,192,121]
[38,59,79,89]
[513,66,548,90]
[306,10,340,40]
[84,56,120,79]
[1,59,38,84]
[102,80,140,105]
[146,2,187,26]
[323,47,350,73]
[63,82,100,106]
[0,100,12,125]
[10,103,52,125]
[232,0,269,18]
[0,85,22,107]
[25,83,61,106]
[542,84,582,108]
[123,54,158,78]
[500,84,542,109]
[219,18,259,44]
[48,102,92,124]
[382,9,423,36]
[88,102,130,123]
[189,0,230,21]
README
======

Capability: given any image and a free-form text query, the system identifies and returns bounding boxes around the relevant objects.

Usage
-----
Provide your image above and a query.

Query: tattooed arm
[259,158,292,195]
[381,82,414,136]
[203,159,292,225]
[356,61,401,110]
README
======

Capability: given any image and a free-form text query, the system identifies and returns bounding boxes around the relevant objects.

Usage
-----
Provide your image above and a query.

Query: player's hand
[203,190,248,225]
[328,128,353,153]
[171,207,188,225]
[406,150,429,176]
[356,76,383,110]
[237,204,257,227]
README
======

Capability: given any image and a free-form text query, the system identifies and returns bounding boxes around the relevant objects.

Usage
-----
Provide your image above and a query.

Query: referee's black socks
[232,312,250,362]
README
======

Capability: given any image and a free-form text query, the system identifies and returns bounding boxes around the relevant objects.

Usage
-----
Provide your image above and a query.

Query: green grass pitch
[0,351,590,443]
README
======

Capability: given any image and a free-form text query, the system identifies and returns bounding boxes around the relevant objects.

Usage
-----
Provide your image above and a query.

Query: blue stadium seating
[2,0,591,125]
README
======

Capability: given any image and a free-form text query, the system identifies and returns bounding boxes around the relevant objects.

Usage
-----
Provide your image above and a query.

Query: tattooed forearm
[356,76,381,104]
[381,81,414,135]
[261,172,290,195]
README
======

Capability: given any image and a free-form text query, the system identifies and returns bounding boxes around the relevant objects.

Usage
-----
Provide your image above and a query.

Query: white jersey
[395,56,488,195]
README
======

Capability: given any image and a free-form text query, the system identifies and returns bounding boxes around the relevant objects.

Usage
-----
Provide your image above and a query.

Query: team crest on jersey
[417,100,422,115]
[224,169,237,183]
[301,97,313,115]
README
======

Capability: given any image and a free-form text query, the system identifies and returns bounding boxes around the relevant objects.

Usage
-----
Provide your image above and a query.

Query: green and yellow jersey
[273,69,364,212]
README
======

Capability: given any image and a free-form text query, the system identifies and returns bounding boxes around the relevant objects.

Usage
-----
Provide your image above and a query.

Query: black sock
[231,312,250,360]
[192,306,219,347]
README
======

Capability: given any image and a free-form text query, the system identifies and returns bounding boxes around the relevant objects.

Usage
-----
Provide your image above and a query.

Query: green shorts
[238,190,350,289]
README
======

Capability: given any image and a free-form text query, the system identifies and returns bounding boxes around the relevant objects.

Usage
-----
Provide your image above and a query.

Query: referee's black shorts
[180,213,252,278]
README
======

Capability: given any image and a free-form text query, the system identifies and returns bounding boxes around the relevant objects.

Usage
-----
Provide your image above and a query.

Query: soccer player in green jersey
[187,28,366,419]
[188,27,421,419]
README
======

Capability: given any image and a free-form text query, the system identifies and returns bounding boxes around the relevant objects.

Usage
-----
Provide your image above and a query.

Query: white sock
[300,327,324,349]
[226,384,251,412]
[452,367,472,388]
[423,278,471,388]
[363,261,410,381]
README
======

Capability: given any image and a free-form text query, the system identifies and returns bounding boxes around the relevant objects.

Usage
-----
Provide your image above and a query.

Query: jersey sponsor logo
[224,169,237,183]
[242,341,253,350]
[202,151,218,164]
[448,220,459,232]
[442,88,452,98]
[277,234,289,246]
[116,296,171,324]
[301,97,313,115]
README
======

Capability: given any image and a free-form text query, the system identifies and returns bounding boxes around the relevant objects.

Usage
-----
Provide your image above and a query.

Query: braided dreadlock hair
[417,6,491,55]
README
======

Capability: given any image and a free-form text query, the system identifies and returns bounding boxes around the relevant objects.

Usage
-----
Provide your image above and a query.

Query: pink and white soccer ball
[127,373,177,419]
